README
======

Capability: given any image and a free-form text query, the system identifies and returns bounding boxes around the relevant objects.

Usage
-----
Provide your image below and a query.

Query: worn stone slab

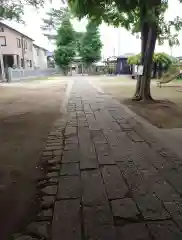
[57,176,81,199]
[26,222,49,239]
[42,186,57,196]
[134,194,170,220]
[111,198,140,220]
[83,205,113,227]
[117,223,151,240]
[127,131,145,142]
[60,163,80,176]
[164,200,182,219]
[84,224,117,240]
[51,199,81,240]
[14,236,38,240]
[78,127,98,169]
[101,165,128,199]
[62,150,80,163]
[90,130,107,144]
[147,221,182,240]
[95,143,115,165]
[81,169,107,206]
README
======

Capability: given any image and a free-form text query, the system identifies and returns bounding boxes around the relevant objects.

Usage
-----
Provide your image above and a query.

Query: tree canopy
[79,21,102,66]
[0,0,44,21]
[54,17,76,75]
[128,52,173,68]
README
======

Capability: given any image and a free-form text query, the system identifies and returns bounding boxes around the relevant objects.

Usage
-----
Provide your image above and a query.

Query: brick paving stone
[111,198,140,220]
[81,169,107,206]
[101,165,128,199]
[147,221,182,240]
[57,176,81,199]
[60,163,80,176]
[116,223,151,240]
[51,199,81,240]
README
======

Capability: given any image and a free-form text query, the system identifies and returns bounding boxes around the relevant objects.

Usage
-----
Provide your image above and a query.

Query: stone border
[12,118,67,240]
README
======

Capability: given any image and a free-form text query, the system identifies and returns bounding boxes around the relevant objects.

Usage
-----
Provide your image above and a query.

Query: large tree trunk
[140,25,157,100]
[132,6,149,100]
[132,0,160,101]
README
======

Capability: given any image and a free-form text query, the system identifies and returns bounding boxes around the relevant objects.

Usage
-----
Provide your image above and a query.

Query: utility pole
[0,44,5,81]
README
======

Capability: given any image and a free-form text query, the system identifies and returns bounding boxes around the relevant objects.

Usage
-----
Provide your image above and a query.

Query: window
[0,36,6,46]
[24,40,27,49]
[0,27,4,32]
[30,60,32,68]
[36,48,39,56]
[17,38,21,48]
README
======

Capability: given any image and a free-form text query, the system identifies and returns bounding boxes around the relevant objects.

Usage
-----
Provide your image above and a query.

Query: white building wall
[33,45,47,69]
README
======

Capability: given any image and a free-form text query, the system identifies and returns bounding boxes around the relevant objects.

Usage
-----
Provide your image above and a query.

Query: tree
[79,21,102,70]
[41,7,71,40]
[54,17,76,75]
[68,0,182,101]
[128,52,172,78]
[0,0,43,21]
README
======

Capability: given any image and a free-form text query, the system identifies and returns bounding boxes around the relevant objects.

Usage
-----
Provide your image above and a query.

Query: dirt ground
[93,76,182,128]
[0,77,67,240]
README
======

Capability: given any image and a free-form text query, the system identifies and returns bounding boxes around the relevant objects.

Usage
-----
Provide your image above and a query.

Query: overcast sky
[4,0,182,58]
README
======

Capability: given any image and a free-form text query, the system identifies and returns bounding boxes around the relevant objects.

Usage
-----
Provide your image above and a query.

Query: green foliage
[153,53,172,68]
[0,0,43,21]
[128,52,172,68]
[127,54,141,65]
[68,0,182,51]
[79,21,102,65]
[41,7,71,40]
[54,17,76,73]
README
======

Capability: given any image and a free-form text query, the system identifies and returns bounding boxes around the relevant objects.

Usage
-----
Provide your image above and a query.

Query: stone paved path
[15,78,182,240]
[49,79,182,240]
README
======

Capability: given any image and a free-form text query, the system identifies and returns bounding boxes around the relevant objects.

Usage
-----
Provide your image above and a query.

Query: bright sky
[4,0,182,57]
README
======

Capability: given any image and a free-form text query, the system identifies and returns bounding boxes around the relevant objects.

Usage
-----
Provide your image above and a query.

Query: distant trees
[79,21,102,71]
[128,53,173,79]
[54,17,76,75]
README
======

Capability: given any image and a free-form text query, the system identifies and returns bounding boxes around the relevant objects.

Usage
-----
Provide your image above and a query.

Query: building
[0,21,34,75]
[33,44,48,69]
[106,55,132,75]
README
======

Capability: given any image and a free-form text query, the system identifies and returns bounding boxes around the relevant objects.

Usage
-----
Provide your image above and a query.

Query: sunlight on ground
[94,76,182,128]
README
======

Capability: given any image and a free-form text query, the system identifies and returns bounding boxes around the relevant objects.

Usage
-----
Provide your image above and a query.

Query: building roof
[33,43,48,52]
[0,21,34,40]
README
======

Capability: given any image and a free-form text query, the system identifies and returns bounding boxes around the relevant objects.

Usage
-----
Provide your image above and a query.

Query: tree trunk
[132,5,149,101]
[140,25,157,101]
[132,0,160,101]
